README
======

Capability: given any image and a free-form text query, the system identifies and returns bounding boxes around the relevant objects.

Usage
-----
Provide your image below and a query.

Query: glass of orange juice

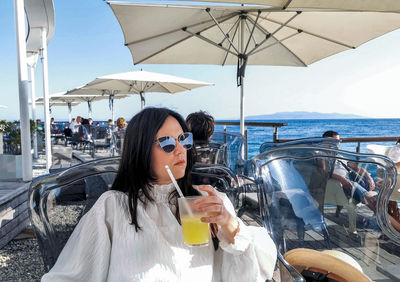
[178,196,210,247]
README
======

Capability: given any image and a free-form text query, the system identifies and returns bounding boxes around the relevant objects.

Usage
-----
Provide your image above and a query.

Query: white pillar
[29,65,38,159]
[41,28,52,169]
[14,0,32,181]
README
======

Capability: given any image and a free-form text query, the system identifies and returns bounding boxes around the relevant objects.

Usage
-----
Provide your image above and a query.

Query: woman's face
[151,116,187,185]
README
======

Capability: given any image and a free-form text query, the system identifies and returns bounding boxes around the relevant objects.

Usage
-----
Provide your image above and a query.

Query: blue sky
[1,0,400,121]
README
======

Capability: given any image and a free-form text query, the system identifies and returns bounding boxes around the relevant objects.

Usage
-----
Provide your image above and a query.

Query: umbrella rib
[183,29,238,57]
[265,16,355,49]
[282,0,294,10]
[244,19,257,47]
[220,16,240,46]
[222,18,240,66]
[244,10,261,55]
[133,12,238,65]
[206,8,240,54]
[246,14,307,66]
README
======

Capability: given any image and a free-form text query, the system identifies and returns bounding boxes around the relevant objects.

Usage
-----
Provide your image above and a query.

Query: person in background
[41,107,276,281]
[186,111,225,165]
[69,116,82,134]
[113,117,127,132]
[387,138,400,170]
[186,111,214,142]
[323,131,376,212]
[36,119,43,132]
[107,119,114,138]
[88,118,93,126]
[50,118,58,134]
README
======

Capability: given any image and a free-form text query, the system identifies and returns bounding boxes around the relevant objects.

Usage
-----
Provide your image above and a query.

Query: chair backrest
[192,163,241,207]
[260,137,340,154]
[252,144,400,281]
[210,131,244,174]
[91,126,109,140]
[29,157,120,271]
[112,130,125,156]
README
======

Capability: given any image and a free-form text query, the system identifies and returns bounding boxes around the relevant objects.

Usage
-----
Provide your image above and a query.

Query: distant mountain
[245,111,366,120]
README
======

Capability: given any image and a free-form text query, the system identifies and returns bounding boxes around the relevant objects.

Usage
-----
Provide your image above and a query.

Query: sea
[214,118,400,159]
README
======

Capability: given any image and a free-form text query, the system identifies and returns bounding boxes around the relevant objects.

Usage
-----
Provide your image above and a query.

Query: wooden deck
[0,181,30,249]
[281,206,400,281]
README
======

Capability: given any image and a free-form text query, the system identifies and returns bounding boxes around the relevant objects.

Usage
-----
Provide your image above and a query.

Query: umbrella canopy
[173,0,400,12]
[80,70,212,110]
[108,2,400,134]
[34,95,79,122]
[0,105,8,109]
[64,86,128,121]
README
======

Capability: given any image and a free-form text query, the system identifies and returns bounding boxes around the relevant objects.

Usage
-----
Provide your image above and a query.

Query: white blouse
[42,184,277,282]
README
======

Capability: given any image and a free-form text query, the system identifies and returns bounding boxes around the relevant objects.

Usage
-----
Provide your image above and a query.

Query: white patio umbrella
[108,2,400,135]
[64,87,128,123]
[78,70,212,110]
[0,105,8,109]
[172,0,400,11]
[35,95,80,122]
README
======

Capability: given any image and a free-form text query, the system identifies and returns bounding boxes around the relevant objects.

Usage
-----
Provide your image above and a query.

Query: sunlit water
[215,119,400,159]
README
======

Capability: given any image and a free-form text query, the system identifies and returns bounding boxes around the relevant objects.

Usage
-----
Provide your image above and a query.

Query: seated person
[186,111,225,165]
[323,131,376,209]
[78,118,91,141]
[41,107,276,281]
[388,138,400,170]
[113,117,127,132]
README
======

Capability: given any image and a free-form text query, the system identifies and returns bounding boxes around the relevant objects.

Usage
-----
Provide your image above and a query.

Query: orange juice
[181,216,209,246]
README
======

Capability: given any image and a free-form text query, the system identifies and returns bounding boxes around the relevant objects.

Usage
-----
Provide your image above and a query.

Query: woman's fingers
[201,214,225,223]
[198,185,216,196]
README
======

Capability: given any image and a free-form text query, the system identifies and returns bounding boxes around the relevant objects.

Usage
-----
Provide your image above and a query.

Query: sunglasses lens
[158,136,176,153]
[179,132,193,150]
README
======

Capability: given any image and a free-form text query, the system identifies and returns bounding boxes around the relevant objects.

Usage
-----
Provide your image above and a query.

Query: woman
[42,107,276,281]
[113,117,127,132]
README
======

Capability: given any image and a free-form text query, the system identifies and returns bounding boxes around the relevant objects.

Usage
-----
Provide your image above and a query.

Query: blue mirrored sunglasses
[154,132,193,153]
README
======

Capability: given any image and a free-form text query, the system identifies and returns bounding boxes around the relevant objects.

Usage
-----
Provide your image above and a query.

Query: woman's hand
[194,185,239,244]
[194,185,233,228]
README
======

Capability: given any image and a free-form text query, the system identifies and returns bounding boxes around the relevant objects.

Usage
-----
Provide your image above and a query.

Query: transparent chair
[28,158,120,271]
[209,131,245,174]
[252,144,400,281]
[111,130,125,156]
[90,126,111,157]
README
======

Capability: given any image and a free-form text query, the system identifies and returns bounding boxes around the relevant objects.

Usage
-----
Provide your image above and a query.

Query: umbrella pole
[140,91,145,110]
[110,96,114,126]
[67,102,72,124]
[87,101,92,118]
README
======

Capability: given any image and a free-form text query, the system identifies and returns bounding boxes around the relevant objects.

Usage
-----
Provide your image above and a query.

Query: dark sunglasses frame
[154,132,193,154]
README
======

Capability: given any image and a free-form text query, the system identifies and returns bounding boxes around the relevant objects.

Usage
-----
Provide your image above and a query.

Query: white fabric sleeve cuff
[217,218,252,255]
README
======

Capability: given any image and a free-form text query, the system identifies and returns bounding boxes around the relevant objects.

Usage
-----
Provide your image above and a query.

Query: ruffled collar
[149,183,176,203]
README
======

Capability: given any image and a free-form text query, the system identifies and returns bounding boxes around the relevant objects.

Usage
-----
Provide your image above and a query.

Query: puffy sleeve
[41,193,115,282]
[215,191,277,282]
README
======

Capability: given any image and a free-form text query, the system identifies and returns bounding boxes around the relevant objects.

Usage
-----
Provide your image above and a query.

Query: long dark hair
[111,107,198,231]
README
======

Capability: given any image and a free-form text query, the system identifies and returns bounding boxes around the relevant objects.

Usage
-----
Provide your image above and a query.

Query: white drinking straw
[165,165,193,217]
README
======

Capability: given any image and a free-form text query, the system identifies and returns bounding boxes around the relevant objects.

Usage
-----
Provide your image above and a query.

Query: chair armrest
[277,252,305,282]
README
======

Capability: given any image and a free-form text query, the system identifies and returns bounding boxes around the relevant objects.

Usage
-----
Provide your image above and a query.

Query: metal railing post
[273,126,278,143]
[244,126,248,161]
